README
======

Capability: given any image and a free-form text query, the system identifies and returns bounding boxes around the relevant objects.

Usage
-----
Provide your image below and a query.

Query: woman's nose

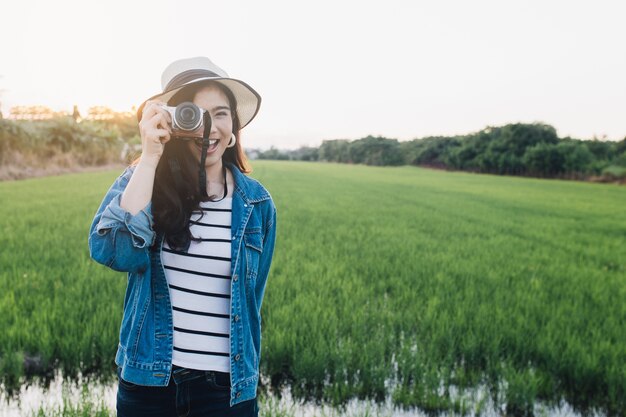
[210,119,219,134]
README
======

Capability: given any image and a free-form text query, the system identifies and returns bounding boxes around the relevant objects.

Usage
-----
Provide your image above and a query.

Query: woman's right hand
[138,100,173,168]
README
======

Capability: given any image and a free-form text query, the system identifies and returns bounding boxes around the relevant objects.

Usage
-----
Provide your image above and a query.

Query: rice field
[0,161,624,416]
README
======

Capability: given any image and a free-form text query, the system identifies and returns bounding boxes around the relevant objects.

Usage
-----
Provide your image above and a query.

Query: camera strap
[197,111,212,198]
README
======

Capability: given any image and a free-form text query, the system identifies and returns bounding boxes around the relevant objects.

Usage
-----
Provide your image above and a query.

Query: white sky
[1,0,625,149]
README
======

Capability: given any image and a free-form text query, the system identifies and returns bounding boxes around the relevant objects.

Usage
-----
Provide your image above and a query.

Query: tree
[257,147,289,160]
[586,139,614,160]
[400,136,459,167]
[290,146,319,161]
[556,140,594,175]
[9,105,66,120]
[346,136,403,166]
[72,105,81,123]
[319,139,351,163]
[523,143,565,176]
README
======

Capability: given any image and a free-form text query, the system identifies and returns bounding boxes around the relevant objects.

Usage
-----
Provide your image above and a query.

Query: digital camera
[159,102,209,139]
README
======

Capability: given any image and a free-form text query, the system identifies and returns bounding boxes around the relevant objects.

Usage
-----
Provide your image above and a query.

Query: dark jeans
[116,365,258,417]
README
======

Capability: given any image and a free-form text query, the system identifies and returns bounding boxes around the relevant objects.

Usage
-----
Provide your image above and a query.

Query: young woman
[89,57,276,417]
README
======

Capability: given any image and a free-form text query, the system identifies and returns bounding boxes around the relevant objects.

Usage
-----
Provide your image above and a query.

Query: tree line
[2,117,625,183]
[256,123,626,182]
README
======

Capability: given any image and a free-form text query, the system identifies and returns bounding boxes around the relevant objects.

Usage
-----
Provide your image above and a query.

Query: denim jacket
[88,163,276,406]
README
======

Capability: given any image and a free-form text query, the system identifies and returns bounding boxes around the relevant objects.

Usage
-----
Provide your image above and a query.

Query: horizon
[2,105,622,152]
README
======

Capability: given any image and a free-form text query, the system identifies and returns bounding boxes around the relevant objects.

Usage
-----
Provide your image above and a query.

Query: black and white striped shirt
[162,198,232,372]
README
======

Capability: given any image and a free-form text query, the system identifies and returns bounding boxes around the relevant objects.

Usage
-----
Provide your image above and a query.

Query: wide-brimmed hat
[136,56,261,128]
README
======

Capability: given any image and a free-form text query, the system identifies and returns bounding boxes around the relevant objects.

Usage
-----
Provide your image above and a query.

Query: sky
[1,0,625,150]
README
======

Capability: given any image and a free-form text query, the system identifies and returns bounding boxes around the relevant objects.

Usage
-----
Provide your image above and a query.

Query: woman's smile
[193,138,221,155]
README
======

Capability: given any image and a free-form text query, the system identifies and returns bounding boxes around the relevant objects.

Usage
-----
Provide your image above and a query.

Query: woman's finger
[141,100,165,122]
[141,102,157,121]
[150,112,171,132]
[162,108,172,124]
[159,133,171,145]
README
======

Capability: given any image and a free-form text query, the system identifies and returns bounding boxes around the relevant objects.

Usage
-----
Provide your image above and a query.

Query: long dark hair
[133,81,251,251]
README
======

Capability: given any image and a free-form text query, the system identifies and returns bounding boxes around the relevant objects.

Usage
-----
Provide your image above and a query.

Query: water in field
[0,372,593,417]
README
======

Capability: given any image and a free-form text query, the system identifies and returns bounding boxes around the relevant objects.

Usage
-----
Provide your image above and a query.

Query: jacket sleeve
[255,201,277,303]
[88,167,155,273]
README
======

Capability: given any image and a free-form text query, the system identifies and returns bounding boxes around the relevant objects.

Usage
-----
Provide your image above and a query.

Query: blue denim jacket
[88,163,276,406]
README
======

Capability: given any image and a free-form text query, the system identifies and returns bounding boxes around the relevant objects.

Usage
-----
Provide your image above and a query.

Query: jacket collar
[226,162,271,204]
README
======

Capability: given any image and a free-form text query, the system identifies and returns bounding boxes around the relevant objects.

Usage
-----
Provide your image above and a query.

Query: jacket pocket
[243,228,263,282]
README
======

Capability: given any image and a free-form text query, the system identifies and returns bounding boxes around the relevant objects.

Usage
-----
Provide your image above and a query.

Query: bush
[0,116,136,180]
[601,165,626,179]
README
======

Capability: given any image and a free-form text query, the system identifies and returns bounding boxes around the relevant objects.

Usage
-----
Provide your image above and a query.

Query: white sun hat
[137,56,261,129]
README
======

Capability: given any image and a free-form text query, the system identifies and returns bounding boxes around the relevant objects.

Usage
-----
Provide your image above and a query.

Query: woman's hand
[120,101,171,214]
[138,100,172,168]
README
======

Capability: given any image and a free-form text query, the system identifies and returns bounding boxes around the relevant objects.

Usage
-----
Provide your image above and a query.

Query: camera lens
[174,102,202,131]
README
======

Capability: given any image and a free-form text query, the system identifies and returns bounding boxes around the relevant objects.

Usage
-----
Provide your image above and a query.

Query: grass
[0,161,624,416]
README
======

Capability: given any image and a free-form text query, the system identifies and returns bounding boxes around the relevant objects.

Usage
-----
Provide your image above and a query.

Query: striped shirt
[162,198,233,372]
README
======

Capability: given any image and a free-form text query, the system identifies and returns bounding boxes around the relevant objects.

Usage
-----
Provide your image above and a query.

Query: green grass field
[0,161,624,416]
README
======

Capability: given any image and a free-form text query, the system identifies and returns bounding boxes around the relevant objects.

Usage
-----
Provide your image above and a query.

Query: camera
[159,102,210,139]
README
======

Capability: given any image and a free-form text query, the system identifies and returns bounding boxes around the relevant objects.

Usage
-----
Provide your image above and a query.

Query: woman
[88,57,276,417]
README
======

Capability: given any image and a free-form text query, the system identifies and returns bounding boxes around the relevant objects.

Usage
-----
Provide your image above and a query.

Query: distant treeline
[257,123,626,182]
[2,117,625,183]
